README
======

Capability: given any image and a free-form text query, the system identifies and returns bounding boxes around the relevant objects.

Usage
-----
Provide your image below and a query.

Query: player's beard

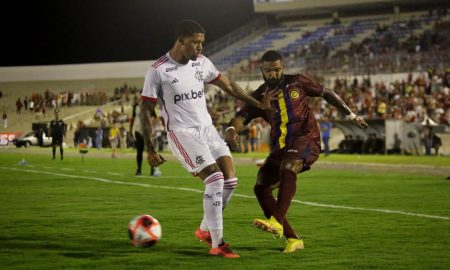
[263,74,283,88]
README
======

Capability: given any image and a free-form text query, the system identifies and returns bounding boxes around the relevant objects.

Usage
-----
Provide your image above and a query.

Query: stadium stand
[0,78,143,147]
[209,9,449,80]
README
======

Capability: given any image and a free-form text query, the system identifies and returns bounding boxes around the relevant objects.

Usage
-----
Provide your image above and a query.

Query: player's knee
[280,159,303,174]
[221,168,236,180]
[198,163,221,179]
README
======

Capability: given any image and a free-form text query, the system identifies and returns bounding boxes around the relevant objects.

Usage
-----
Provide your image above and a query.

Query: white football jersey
[141,52,220,131]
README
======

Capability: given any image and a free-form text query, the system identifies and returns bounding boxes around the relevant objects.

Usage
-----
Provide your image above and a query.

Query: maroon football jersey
[237,74,323,151]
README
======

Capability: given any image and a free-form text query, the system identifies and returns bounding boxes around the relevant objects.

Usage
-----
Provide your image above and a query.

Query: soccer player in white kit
[140,20,268,258]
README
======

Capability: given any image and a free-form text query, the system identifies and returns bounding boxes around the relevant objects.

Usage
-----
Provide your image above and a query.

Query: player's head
[175,19,205,61]
[260,50,284,88]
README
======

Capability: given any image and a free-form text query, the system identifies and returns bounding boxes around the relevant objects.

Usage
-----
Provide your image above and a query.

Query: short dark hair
[175,19,205,38]
[261,50,283,62]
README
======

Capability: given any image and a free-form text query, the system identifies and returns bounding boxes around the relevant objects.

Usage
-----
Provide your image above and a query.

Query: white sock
[199,177,238,231]
[209,229,223,248]
[222,177,238,209]
[200,216,208,231]
[203,172,224,248]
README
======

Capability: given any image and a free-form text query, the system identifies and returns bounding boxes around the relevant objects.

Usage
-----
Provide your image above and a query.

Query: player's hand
[147,151,165,167]
[260,88,282,110]
[352,115,369,129]
[225,127,239,148]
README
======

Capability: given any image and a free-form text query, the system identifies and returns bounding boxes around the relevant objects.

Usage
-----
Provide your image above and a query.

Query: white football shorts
[167,124,231,174]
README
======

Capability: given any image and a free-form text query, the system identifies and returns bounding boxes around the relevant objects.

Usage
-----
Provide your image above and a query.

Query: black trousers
[135,131,144,172]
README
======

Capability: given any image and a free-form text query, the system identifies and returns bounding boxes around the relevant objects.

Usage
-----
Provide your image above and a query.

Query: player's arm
[140,100,165,167]
[211,75,270,110]
[322,88,368,129]
[224,116,246,148]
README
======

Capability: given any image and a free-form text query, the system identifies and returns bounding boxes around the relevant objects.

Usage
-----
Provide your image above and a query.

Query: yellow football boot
[253,216,284,238]
[283,238,304,253]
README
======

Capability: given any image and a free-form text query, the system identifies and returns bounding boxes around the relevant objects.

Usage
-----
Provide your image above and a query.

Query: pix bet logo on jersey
[174,89,204,104]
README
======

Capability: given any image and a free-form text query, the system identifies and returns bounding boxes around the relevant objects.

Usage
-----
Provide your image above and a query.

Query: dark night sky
[1,0,259,67]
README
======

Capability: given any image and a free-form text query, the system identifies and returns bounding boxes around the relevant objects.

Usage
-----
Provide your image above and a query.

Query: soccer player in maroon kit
[225,50,368,253]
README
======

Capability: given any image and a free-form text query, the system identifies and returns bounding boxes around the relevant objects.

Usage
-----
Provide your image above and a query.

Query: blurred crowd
[310,70,449,126]
[230,10,450,79]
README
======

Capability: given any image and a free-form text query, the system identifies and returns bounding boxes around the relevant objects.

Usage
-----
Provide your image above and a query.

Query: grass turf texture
[0,151,449,269]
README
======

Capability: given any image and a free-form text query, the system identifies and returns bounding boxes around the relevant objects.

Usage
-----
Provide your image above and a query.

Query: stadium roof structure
[255,0,449,19]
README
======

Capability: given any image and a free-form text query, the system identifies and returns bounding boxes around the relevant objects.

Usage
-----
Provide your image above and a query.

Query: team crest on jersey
[289,89,300,101]
[195,70,204,82]
[196,155,205,165]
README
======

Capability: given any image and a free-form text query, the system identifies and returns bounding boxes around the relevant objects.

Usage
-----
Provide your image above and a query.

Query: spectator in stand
[2,111,7,129]
[238,125,249,153]
[319,116,333,156]
[24,97,28,111]
[109,123,120,159]
[248,120,258,152]
[95,126,103,150]
[118,124,125,149]
[29,99,34,113]
[432,133,442,156]
[16,98,23,114]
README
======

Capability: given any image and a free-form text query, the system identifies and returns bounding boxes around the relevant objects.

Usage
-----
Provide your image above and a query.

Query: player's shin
[203,172,225,248]
[274,169,297,223]
[254,184,277,218]
[200,177,238,231]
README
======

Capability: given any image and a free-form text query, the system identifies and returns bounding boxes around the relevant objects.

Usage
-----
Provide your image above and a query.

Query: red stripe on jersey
[151,56,168,68]
[152,55,168,66]
[168,131,195,168]
[151,56,165,68]
[208,73,221,83]
[141,96,158,103]
[152,58,168,69]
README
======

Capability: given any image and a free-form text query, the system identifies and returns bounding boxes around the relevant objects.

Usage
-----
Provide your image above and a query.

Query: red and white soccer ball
[128,214,162,247]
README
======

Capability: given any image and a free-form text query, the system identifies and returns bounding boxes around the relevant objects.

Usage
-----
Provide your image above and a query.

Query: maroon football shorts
[257,135,320,188]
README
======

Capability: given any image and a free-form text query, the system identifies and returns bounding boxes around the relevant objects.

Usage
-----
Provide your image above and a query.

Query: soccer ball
[128,214,162,247]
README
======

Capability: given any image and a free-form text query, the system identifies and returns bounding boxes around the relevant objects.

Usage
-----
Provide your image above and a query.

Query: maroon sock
[274,169,297,224]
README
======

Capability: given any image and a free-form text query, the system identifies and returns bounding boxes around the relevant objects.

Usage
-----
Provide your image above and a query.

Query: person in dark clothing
[49,110,66,160]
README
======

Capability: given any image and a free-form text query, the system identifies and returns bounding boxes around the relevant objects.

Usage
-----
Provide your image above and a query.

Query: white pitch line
[137,175,196,179]
[107,172,124,176]
[1,166,449,221]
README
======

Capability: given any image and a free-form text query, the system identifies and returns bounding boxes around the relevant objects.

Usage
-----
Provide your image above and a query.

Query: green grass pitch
[0,150,449,269]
